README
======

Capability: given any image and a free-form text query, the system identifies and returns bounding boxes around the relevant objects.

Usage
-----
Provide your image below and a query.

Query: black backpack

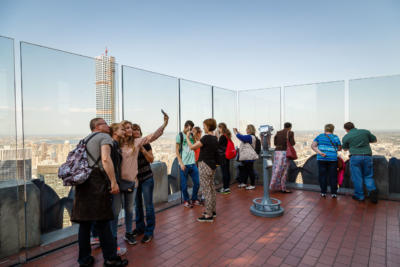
[255,136,261,155]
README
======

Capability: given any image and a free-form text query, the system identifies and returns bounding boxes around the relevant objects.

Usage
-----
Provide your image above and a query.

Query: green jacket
[342,128,377,155]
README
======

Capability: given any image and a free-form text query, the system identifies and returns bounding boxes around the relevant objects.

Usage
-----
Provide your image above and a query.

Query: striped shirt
[314,133,341,161]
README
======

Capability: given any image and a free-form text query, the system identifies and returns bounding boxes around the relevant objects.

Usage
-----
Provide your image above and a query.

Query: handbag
[238,136,259,161]
[325,134,343,170]
[118,178,136,193]
[286,131,297,160]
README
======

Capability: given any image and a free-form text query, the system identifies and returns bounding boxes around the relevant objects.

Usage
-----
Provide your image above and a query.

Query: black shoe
[132,229,144,237]
[352,195,364,202]
[124,232,137,245]
[370,190,378,204]
[104,256,128,267]
[79,256,94,267]
[202,212,216,218]
[197,216,214,222]
[141,235,153,243]
[321,193,327,197]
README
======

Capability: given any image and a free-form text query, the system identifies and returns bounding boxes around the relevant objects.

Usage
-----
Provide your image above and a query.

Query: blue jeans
[111,190,135,238]
[180,164,200,201]
[135,177,155,236]
[350,155,377,200]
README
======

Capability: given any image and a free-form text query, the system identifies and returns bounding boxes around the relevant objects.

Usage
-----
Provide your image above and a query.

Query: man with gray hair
[71,118,128,266]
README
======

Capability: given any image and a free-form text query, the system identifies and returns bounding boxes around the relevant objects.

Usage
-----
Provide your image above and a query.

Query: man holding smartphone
[176,120,201,208]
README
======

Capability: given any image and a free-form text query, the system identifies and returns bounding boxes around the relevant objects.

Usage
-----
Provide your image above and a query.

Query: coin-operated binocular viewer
[250,125,284,217]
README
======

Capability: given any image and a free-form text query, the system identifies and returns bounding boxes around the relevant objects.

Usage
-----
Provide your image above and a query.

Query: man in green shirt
[342,122,378,203]
[176,120,200,208]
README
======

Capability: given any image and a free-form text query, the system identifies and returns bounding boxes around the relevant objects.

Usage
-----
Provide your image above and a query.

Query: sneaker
[222,188,231,194]
[197,216,214,223]
[124,232,137,245]
[369,189,378,204]
[79,255,94,267]
[132,229,144,237]
[203,211,217,218]
[332,194,337,198]
[218,187,225,193]
[141,235,153,243]
[192,200,202,206]
[321,193,326,197]
[245,185,256,190]
[183,201,193,208]
[90,237,100,246]
[117,246,127,256]
[104,256,128,267]
[238,183,246,188]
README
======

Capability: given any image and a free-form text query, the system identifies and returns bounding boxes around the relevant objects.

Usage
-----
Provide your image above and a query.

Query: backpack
[178,132,184,155]
[255,136,261,155]
[58,132,101,186]
[225,137,237,160]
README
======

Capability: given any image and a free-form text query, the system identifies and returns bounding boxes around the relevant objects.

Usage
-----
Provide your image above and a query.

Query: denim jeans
[350,155,376,200]
[318,160,338,194]
[78,220,116,264]
[135,177,155,236]
[180,164,200,201]
[111,190,135,238]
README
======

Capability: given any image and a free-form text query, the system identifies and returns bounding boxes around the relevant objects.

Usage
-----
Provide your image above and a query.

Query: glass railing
[1,36,400,264]
[122,66,179,173]
[0,36,20,265]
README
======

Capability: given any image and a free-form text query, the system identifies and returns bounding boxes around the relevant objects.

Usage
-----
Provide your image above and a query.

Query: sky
[1,0,400,136]
[1,0,400,90]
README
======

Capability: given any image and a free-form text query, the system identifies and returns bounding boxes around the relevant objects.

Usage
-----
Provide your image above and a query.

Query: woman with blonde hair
[109,122,129,256]
[120,112,168,244]
[234,124,258,190]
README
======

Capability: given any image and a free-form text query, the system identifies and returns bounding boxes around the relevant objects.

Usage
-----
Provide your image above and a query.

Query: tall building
[0,147,32,181]
[95,48,116,125]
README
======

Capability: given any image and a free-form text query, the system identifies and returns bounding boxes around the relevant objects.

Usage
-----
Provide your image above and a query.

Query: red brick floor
[23,187,400,267]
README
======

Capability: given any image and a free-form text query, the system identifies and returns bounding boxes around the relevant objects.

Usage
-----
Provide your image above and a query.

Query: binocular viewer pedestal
[250,149,284,218]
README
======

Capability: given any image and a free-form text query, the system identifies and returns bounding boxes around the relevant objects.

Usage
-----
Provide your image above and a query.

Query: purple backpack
[58,133,101,186]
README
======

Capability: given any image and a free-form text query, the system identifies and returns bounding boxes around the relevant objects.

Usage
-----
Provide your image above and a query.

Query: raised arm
[186,131,203,150]
[140,113,169,146]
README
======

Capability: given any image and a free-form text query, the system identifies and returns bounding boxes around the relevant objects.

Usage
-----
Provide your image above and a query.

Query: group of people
[71,113,169,267]
[71,112,379,266]
[269,121,378,203]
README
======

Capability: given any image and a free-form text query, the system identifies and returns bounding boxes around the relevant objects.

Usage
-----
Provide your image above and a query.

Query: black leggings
[221,159,231,189]
[239,161,256,186]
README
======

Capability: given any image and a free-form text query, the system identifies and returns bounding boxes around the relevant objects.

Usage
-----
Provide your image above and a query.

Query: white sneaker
[117,246,127,256]
[238,183,246,188]
[246,185,256,190]
[90,237,100,246]
[218,188,225,193]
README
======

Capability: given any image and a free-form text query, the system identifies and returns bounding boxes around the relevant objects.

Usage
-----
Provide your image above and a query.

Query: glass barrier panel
[0,36,21,265]
[349,75,400,159]
[21,42,118,255]
[180,80,212,129]
[238,87,281,141]
[122,66,179,173]
[284,81,345,170]
[213,87,237,129]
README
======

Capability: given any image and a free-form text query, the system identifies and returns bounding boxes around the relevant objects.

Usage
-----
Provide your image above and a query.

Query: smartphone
[161,109,167,116]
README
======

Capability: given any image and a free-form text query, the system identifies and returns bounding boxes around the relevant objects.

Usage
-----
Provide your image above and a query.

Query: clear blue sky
[1,0,400,136]
[1,0,400,89]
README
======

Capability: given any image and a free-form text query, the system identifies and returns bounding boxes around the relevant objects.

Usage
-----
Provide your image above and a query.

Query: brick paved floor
[23,187,400,267]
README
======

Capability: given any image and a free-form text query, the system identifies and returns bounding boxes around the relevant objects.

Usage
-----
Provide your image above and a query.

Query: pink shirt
[121,126,164,182]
